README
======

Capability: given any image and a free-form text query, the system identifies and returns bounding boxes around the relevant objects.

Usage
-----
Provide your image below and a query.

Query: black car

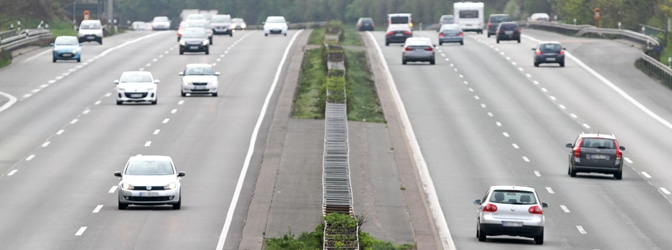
[496,22,521,43]
[385,24,412,46]
[179,28,210,55]
[533,41,566,67]
[211,14,233,36]
[357,17,375,31]
[566,133,626,180]
[487,14,510,37]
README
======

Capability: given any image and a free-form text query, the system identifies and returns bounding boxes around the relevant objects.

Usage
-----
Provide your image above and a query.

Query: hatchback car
[51,36,81,63]
[385,24,412,46]
[114,71,159,105]
[180,64,220,96]
[264,16,288,36]
[474,186,548,244]
[566,133,626,179]
[487,14,510,37]
[151,16,171,30]
[402,37,436,65]
[232,18,247,30]
[438,24,463,45]
[356,17,375,31]
[114,155,185,210]
[533,41,566,67]
[77,20,103,44]
[210,14,233,36]
[179,28,210,55]
[184,20,214,44]
[496,22,521,43]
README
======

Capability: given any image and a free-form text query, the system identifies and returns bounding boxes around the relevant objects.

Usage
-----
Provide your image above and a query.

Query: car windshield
[581,138,615,149]
[459,10,478,18]
[182,29,207,38]
[539,43,562,52]
[390,16,409,24]
[211,16,231,22]
[490,190,537,204]
[185,66,214,75]
[441,24,460,31]
[490,16,509,22]
[120,73,152,83]
[186,22,208,28]
[125,160,174,175]
[407,39,431,46]
[186,14,205,20]
[266,17,286,23]
[54,36,78,45]
[80,22,101,29]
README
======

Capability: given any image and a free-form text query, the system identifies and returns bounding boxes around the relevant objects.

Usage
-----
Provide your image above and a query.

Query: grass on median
[345,49,384,123]
[292,47,327,119]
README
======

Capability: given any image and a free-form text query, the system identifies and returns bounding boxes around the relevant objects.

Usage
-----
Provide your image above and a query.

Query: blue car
[52,36,81,63]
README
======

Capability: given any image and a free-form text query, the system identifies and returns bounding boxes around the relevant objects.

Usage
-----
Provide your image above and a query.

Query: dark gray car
[533,41,566,67]
[487,14,510,37]
[211,14,233,36]
[566,133,625,180]
[385,24,412,46]
[438,24,463,45]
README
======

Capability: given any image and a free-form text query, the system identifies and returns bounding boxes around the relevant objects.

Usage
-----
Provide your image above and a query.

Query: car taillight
[439,33,445,37]
[559,50,565,55]
[529,205,543,214]
[425,47,434,51]
[386,31,394,36]
[483,203,498,212]
[459,32,463,37]
[404,47,413,51]
[536,50,542,55]
[403,31,412,35]
[517,27,521,32]
[614,141,622,160]
[487,22,491,28]
[574,138,583,158]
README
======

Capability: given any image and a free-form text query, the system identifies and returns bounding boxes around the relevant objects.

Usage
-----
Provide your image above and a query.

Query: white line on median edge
[367,32,455,250]
[215,30,304,250]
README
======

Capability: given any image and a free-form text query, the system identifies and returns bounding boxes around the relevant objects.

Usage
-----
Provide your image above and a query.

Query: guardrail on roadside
[0,29,53,52]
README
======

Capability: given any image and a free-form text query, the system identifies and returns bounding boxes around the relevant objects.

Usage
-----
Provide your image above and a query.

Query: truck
[454,2,484,34]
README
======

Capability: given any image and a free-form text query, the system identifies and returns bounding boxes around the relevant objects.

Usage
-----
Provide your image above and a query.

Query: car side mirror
[215,72,220,76]
[473,199,481,205]
[179,72,184,76]
[114,171,122,177]
[541,202,549,208]
[619,146,626,150]
[563,48,567,50]
[114,80,119,84]
[177,171,186,177]
[565,143,573,148]
[531,48,536,51]
[154,80,160,84]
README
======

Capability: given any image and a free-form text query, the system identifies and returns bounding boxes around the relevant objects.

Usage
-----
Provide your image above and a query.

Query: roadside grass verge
[0,49,11,68]
[342,25,364,47]
[345,49,384,122]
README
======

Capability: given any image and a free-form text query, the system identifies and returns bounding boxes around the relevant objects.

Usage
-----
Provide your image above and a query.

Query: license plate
[466,24,472,26]
[505,31,513,35]
[194,85,207,89]
[588,154,608,160]
[546,58,556,61]
[502,221,523,227]
[395,34,403,37]
[87,37,94,40]
[190,46,199,50]
[139,192,158,197]
[62,53,72,57]
[130,94,143,98]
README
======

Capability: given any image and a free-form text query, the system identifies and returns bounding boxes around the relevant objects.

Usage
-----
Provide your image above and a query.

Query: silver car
[114,71,159,105]
[438,24,463,46]
[180,63,220,96]
[402,37,436,65]
[474,186,548,244]
[114,155,185,210]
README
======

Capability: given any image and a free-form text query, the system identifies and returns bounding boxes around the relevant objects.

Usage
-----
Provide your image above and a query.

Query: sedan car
[180,64,220,96]
[114,155,185,210]
[51,36,81,63]
[533,41,566,67]
[474,186,548,244]
[402,37,435,65]
[114,71,159,105]
[232,18,246,30]
[385,24,412,46]
[496,22,521,43]
[179,28,210,55]
[566,133,625,179]
[184,20,213,44]
[263,16,288,36]
[438,24,463,45]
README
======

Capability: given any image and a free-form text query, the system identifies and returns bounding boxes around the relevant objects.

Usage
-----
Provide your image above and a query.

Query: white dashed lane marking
[546,187,555,194]
[108,186,118,193]
[75,227,87,236]
[660,188,671,195]
[576,226,587,234]
[92,205,103,213]
[533,171,541,177]
[8,170,18,176]
[560,205,571,213]
[641,172,651,179]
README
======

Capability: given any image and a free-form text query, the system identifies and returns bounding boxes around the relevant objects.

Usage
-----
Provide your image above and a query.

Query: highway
[0,29,299,249]
[368,28,672,249]
[1,24,672,250]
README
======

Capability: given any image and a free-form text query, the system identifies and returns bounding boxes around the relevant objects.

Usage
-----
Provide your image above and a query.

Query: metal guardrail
[520,21,659,46]
[638,52,672,88]
[0,29,53,52]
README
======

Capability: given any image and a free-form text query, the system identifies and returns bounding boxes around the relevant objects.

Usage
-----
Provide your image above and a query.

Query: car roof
[405,37,431,45]
[440,24,460,29]
[579,132,617,139]
[129,155,173,161]
[387,24,411,31]
[186,63,212,68]
[122,71,152,75]
[489,185,536,192]
[490,14,509,16]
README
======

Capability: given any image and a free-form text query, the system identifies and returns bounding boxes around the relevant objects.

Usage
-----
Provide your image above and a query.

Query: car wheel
[118,201,127,210]
[284,33,287,36]
[179,50,184,55]
[534,230,544,245]
[560,62,565,67]
[116,100,123,105]
[151,99,157,105]
[460,41,464,45]
[517,39,520,43]
[478,228,486,242]
[173,196,181,209]
[99,39,103,45]
[402,59,407,65]
[212,92,218,97]
[569,164,577,177]
[386,42,389,46]
[52,57,56,63]
[264,33,268,36]
[205,49,209,55]
[181,91,186,97]
[209,38,213,45]
[534,62,539,67]
[430,59,435,65]
[496,39,500,44]
[487,33,490,38]
[439,42,442,46]
[77,58,81,63]
[615,170,623,180]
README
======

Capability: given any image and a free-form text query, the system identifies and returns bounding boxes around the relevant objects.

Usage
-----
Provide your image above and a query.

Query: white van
[387,13,413,30]
[454,2,484,34]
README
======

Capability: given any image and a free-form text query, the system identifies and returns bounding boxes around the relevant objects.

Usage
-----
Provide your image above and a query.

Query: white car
[474,185,548,244]
[77,20,103,44]
[151,16,171,30]
[114,155,185,210]
[263,16,288,36]
[114,71,159,105]
[180,64,220,96]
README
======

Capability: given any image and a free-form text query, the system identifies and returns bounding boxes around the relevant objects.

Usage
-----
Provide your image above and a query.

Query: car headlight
[72,49,78,53]
[121,182,134,190]
[183,81,192,86]
[164,182,177,190]
[179,40,186,46]
[202,40,208,45]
